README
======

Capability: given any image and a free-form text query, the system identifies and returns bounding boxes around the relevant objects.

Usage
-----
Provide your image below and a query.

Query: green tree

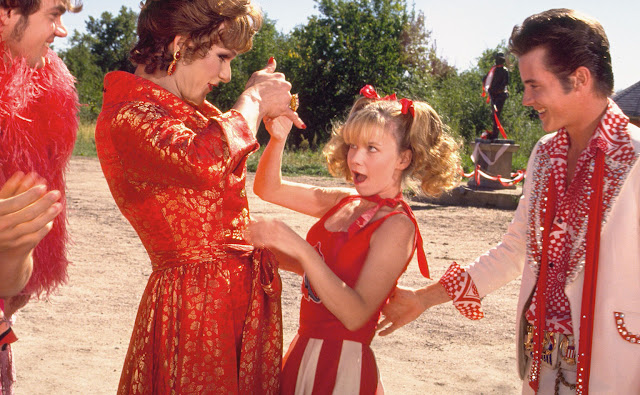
[207,16,290,145]
[429,69,488,142]
[60,6,138,121]
[399,9,454,84]
[61,35,103,121]
[84,6,138,73]
[285,0,412,147]
[400,38,544,169]
[208,17,287,110]
[395,8,456,119]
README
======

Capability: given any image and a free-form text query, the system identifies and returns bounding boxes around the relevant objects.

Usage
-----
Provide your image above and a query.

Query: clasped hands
[0,171,62,298]
[240,57,305,138]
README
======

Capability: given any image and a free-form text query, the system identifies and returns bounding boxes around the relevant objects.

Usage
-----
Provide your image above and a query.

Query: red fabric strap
[482,65,497,103]
[575,148,605,395]
[528,173,557,392]
[529,147,605,393]
[348,194,430,279]
[492,105,508,139]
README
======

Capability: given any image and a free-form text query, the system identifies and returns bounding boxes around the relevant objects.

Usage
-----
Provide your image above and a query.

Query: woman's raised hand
[263,115,293,142]
[234,58,305,135]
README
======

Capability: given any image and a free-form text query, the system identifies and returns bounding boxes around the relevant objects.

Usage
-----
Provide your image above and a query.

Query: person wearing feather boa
[1,0,80,393]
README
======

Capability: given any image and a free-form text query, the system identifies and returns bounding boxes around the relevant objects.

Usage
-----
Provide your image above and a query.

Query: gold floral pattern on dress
[96,71,282,394]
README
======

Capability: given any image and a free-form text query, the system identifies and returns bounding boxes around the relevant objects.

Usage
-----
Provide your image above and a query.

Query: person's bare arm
[377,282,450,336]
[246,213,416,331]
[254,115,351,218]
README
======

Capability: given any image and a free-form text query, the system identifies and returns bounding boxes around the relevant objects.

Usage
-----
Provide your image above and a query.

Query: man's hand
[2,294,30,318]
[0,172,62,298]
[377,286,427,336]
[377,282,450,336]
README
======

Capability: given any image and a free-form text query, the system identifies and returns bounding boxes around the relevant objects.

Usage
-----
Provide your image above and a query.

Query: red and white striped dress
[282,195,421,394]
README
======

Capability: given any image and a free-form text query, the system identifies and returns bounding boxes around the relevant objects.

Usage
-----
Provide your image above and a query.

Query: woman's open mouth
[353,172,367,184]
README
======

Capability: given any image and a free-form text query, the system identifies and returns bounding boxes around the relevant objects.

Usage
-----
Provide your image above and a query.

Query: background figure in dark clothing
[483,52,509,139]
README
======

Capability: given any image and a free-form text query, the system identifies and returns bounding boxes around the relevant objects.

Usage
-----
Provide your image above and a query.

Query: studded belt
[524,324,576,367]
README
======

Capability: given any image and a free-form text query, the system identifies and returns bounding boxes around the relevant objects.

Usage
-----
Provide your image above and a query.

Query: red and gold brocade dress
[95,71,282,394]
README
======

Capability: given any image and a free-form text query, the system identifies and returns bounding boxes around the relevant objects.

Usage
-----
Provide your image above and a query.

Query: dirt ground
[13,156,523,394]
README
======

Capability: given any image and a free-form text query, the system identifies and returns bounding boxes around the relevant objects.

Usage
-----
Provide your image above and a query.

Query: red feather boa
[0,39,79,297]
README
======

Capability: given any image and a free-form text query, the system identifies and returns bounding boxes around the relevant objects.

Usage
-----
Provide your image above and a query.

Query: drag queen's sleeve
[108,101,257,188]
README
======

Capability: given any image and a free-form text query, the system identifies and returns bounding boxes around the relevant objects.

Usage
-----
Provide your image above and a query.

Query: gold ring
[289,94,299,112]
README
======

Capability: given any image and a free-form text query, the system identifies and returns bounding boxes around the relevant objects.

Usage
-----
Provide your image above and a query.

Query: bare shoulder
[317,186,358,206]
[312,186,358,218]
[373,212,415,241]
[367,212,416,269]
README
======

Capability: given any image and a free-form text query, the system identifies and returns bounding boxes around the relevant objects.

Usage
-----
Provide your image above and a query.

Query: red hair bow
[360,84,397,101]
[400,98,415,117]
[359,85,414,117]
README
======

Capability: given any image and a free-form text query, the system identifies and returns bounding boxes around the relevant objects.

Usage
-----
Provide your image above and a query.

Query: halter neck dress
[281,194,427,394]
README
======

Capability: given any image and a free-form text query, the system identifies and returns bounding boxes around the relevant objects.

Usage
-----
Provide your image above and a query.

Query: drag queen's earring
[167,49,181,76]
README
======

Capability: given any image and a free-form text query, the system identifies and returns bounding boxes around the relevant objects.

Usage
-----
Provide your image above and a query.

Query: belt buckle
[524,325,556,367]
[524,324,534,352]
[541,331,555,366]
[559,335,576,365]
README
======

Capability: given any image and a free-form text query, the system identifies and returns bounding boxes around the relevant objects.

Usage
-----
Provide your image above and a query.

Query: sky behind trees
[60,0,639,91]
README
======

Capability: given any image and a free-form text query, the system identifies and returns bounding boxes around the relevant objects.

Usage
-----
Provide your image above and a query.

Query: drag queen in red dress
[95,1,303,393]
[246,86,461,394]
